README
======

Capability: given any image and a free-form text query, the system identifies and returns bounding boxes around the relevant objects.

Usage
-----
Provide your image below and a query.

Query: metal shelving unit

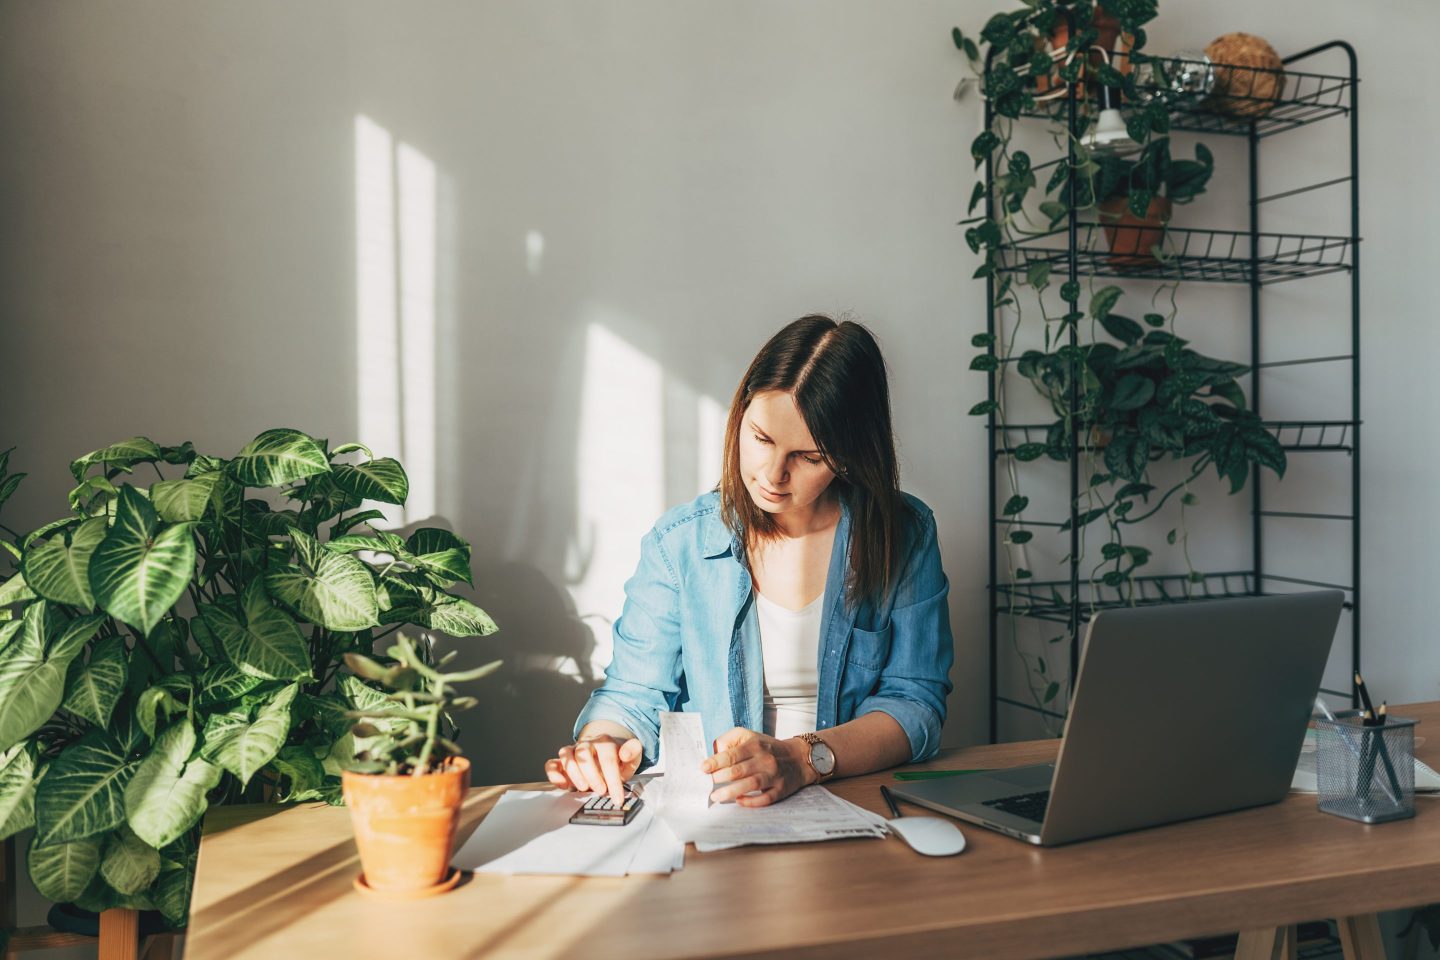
[983,40,1361,741]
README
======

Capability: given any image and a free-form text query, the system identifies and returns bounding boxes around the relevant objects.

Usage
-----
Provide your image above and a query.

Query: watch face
[811,740,836,776]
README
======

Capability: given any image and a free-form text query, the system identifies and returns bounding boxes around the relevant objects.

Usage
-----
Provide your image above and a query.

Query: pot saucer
[353,867,462,900]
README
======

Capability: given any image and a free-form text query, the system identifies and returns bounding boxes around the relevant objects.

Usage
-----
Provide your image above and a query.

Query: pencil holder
[1315,713,1417,824]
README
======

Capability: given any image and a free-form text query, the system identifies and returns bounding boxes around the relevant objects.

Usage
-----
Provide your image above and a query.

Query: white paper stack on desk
[451,711,890,877]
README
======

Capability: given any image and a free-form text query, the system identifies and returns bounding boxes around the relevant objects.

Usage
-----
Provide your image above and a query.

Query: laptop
[894,591,1345,846]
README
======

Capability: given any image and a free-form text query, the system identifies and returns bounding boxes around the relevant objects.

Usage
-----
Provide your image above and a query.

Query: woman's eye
[801,456,822,465]
[752,434,771,444]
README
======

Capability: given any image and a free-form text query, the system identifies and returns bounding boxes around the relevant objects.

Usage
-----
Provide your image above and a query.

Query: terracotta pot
[342,756,470,895]
[1035,4,1133,99]
[1098,195,1172,267]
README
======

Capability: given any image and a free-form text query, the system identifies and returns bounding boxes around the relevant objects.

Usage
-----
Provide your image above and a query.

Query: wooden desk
[184,702,1440,960]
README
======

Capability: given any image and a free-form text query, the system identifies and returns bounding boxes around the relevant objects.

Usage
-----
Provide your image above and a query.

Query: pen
[1314,695,1398,805]
[1354,674,1402,803]
[880,785,903,819]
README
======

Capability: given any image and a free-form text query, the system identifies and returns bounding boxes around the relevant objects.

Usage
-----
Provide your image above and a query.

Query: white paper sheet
[659,785,889,852]
[452,789,685,876]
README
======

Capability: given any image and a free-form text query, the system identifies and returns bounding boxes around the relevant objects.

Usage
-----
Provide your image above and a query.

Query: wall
[0,0,1436,949]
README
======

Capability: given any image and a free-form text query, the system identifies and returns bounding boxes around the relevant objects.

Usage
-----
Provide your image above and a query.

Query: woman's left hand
[702,728,814,807]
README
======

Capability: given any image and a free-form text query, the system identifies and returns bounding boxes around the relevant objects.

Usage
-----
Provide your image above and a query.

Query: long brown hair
[719,315,904,608]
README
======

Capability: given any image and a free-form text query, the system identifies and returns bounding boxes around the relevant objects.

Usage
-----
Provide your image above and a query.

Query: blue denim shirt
[574,490,954,767]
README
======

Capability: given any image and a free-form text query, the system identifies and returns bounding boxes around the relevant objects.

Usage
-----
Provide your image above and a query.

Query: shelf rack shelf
[982,39,1361,737]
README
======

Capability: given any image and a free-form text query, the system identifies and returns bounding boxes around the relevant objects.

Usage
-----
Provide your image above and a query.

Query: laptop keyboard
[982,790,1050,823]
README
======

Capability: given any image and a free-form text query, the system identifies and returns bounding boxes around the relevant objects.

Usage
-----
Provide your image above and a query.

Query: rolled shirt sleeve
[573,527,682,766]
[855,507,955,762]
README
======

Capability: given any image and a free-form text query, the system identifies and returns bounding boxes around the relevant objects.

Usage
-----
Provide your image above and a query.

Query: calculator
[569,794,643,826]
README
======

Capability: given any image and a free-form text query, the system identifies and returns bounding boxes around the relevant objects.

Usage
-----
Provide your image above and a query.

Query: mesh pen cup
[1315,715,1417,824]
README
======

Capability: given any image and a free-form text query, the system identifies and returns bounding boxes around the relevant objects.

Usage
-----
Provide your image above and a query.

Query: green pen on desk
[892,769,989,781]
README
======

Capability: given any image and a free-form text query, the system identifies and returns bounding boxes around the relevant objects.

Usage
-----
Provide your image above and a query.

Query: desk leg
[1338,914,1386,960]
[1236,925,1297,960]
[98,908,140,960]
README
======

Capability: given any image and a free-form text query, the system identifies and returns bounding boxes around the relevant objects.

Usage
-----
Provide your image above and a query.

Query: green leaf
[1001,495,1029,516]
[0,572,37,610]
[329,442,374,459]
[1167,529,1178,545]
[0,606,68,754]
[0,744,37,841]
[1100,313,1145,346]
[154,864,193,924]
[331,509,386,538]
[1059,280,1081,303]
[425,595,499,637]
[405,528,472,586]
[89,487,196,637]
[264,545,378,633]
[67,477,118,515]
[136,686,183,740]
[150,473,221,523]
[1110,375,1156,411]
[28,834,103,903]
[968,400,998,416]
[61,634,129,728]
[270,745,326,802]
[1014,443,1047,462]
[34,729,138,845]
[1103,434,1151,482]
[1026,261,1052,290]
[22,517,107,610]
[199,684,298,788]
[69,438,162,484]
[1008,530,1033,545]
[970,333,995,348]
[125,720,221,849]
[969,354,999,372]
[967,180,986,215]
[1043,682,1060,704]
[48,613,107,668]
[195,664,266,708]
[198,582,311,682]
[1089,286,1124,321]
[227,429,330,488]
[330,459,410,506]
[100,825,161,895]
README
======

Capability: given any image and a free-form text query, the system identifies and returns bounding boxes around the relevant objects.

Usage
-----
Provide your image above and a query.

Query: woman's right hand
[545,735,643,808]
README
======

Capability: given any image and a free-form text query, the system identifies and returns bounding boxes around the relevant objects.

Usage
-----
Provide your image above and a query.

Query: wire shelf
[1027,57,1354,139]
[996,224,1354,285]
[993,571,1257,624]
[990,420,1358,455]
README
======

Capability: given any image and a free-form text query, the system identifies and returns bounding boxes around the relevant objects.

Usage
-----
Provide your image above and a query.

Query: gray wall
[1,0,1438,948]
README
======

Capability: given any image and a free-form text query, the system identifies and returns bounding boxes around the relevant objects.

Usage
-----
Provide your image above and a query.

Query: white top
[756,589,823,740]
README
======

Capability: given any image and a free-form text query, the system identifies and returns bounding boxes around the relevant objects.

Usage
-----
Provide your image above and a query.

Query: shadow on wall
[436,558,598,785]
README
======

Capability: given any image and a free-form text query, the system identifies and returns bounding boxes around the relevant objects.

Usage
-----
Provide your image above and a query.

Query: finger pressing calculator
[569,794,643,826]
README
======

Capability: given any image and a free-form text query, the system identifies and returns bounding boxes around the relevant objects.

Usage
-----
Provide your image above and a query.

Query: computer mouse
[887,815,967,856]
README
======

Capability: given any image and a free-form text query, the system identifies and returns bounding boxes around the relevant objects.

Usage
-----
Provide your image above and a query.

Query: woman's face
[738,390,837,519]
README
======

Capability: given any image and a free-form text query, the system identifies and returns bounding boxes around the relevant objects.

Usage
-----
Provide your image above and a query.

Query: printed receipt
[657,711,712,811]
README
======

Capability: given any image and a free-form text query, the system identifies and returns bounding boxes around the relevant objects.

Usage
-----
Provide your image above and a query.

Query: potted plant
[342,635,498,898]
[1085,139,1214,265]
[1013,286,1286,555]
[0,429,498,931]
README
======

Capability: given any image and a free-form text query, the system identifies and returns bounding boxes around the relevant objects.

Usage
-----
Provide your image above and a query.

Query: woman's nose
[765,454,788,486]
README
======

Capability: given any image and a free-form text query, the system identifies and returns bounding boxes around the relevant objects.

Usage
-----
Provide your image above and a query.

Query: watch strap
[797,732,835,783]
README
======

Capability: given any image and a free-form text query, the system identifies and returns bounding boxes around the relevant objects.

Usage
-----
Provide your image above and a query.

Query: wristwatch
[797,732,836,783]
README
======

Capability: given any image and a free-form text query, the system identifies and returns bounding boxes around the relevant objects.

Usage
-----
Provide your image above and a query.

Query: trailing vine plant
[953,1,1287,729]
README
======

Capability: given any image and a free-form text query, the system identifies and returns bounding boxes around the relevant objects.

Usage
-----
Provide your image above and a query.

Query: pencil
[880,785,903,819]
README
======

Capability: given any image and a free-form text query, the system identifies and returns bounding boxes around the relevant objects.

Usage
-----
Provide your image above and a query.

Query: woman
[545,315,953,808]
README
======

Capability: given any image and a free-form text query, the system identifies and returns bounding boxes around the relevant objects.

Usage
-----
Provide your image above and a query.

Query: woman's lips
[758,486,788,502]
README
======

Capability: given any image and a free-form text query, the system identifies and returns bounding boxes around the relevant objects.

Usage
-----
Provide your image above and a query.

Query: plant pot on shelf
[1098,195,1172,267]
[1034,4,1134,99]
[342,756,471,898]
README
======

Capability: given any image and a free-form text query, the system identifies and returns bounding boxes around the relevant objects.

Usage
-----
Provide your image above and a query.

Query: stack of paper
[451,789,685,876]
[649,711,890,852]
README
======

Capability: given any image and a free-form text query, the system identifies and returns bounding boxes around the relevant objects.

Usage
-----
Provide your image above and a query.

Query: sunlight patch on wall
[354,115,440,527]
[567,321,666,678]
